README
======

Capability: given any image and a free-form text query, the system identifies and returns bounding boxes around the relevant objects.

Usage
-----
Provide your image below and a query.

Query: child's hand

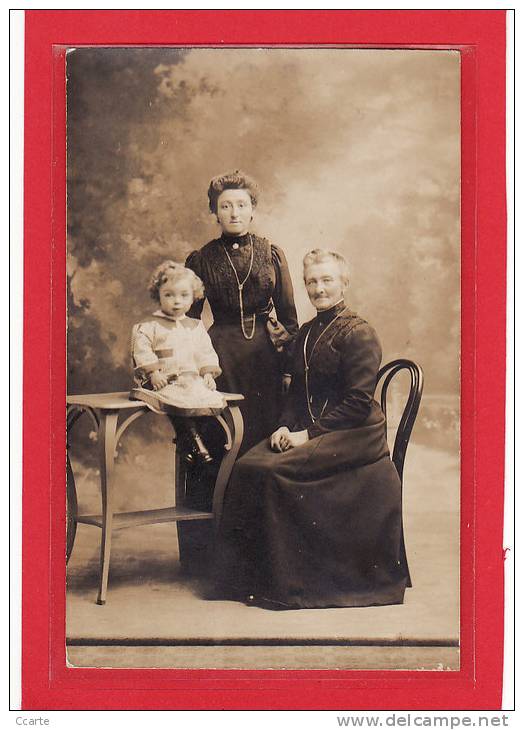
[203,373,216,390]
[151,370,168,390]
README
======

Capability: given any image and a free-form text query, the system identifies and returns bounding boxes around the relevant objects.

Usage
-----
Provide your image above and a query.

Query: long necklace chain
[303,305,348,422]
[221,234,256,340]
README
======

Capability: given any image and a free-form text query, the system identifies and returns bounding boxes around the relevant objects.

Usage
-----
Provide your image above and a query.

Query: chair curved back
[376,359,424,485]
[376,359,423,589]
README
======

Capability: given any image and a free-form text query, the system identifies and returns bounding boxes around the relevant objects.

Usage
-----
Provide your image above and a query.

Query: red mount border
[23,10,507,710]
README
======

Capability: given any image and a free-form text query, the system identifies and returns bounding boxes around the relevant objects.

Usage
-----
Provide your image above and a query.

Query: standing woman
[186,171,298,453]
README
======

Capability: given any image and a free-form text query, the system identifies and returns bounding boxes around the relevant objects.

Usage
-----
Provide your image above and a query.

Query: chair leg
[400,528,412,588]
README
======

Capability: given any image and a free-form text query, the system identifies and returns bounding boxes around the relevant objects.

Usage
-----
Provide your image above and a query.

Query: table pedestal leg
[96,410,119,605]
[66,405,89,563]
[66,453,78,563]
[172,425,192,569]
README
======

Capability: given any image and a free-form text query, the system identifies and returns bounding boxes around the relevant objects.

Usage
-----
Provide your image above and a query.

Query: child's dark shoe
[188,425,213,464]
[182,448,197,466]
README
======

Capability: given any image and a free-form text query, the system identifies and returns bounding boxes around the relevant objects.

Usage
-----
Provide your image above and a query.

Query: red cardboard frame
[22,10,507,710]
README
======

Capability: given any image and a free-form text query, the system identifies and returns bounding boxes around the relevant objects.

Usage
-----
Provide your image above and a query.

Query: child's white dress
[131,311,225,409]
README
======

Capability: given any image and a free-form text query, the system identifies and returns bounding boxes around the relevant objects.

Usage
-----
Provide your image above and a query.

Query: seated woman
[213,249,410,609]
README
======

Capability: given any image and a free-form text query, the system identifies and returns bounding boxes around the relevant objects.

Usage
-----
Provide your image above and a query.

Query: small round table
[66,391,244,605]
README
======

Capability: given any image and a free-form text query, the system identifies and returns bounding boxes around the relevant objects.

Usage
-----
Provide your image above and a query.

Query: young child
[131,261,226,463]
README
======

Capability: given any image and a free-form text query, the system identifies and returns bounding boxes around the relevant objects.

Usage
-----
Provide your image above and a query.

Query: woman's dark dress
[213,301,409,609]
[186,232,298,454]
[178,233,298,571]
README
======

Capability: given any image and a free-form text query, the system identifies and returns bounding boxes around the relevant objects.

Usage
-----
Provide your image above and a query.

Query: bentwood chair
[376,359,424,588]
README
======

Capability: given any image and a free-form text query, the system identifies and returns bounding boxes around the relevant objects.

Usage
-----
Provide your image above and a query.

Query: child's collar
[153,309,188,322]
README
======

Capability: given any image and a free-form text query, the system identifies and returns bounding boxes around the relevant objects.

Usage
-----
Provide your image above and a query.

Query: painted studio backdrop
[66,48,460,642]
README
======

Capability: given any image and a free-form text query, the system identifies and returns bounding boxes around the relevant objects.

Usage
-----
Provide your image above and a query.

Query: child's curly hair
[148,260,205,302]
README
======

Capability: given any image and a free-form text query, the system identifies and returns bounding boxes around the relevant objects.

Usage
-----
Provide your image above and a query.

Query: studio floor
[67,443,460,670]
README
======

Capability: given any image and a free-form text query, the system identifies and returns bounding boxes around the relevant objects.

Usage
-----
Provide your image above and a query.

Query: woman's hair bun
[207,170,259,213]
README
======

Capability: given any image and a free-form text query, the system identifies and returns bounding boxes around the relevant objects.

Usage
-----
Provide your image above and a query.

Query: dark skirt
[177,319,283,570]
[212,410,409,609]
[209,320,282,455]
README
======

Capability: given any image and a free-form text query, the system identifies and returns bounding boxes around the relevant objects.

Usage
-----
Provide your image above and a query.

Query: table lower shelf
[77,506,214,531]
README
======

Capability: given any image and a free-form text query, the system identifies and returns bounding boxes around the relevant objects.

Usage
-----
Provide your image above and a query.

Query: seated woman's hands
[203,372,217,390]
[270,426,289,452]
[151,370,169,390]
[270,427,309,452]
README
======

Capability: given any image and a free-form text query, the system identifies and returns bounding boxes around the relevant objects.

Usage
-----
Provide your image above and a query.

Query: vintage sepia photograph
[65,46,461,671]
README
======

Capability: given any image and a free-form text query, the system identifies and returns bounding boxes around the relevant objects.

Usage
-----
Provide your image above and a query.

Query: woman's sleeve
[307,323,382,438]
[131,323,161,381]
[271,244,299,374]
[277,330,304,430]
[271,244,299,339]
[194,322,222,378]
[185,250,205,319]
